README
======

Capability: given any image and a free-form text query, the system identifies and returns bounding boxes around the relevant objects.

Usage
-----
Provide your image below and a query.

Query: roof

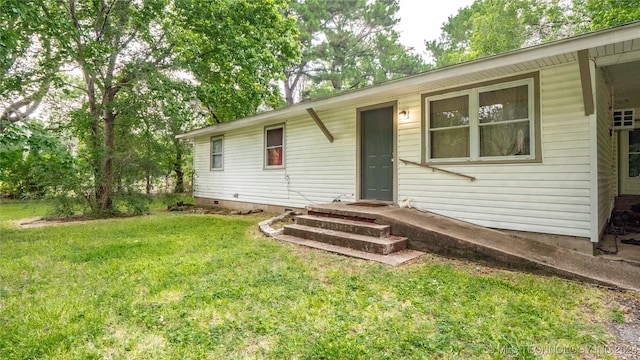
[178,21,640,140]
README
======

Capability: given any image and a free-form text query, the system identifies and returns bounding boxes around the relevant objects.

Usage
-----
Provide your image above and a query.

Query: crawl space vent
[612,109,635,130]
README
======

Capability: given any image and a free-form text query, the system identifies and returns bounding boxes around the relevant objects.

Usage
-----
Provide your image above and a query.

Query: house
[177,22,640,250]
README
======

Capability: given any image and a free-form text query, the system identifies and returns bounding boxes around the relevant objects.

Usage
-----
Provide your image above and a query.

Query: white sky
[396,0,475,61]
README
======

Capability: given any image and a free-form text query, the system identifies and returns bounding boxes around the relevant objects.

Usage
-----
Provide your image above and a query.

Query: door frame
[619,119,640,195]
[356,101,398,203]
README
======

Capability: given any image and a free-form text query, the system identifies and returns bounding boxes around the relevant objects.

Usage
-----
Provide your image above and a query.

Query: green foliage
[585,0,640,30]
[426,0,640,67]
[426,0,574,67]
[173,0,300,120]
[114,190,152,216]
[48,194,84,219]
[609,306,626,324]
[2,0,299,216]
[0,120,77,198]
[285,0,429,103]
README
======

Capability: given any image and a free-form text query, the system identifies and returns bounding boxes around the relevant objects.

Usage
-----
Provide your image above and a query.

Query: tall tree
[425,0,576,67]
[283,0,428,104]
[426,0,640,68]
[1,0,298,216]
[0,0,64,126]
[582,0,640,30]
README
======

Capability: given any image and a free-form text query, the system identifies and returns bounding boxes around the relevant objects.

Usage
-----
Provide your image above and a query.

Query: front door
[360,106,394,201]
[620,128,640,194]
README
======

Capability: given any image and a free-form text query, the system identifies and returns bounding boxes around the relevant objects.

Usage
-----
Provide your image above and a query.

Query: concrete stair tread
[295,214,390,237]
[307,205,382,221]
[274,234,424,266]
[285,223,405,246]
[284,223,407,255]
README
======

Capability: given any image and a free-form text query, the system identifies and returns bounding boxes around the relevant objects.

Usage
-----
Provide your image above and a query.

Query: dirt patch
[602,292,640,359]
[14,216,98,229]
[14,204,265,229]
[269,216,295,230]
[168,203,263,216]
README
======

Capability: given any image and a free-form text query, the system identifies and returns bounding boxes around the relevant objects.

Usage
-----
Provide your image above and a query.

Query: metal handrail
[399,158,476,181]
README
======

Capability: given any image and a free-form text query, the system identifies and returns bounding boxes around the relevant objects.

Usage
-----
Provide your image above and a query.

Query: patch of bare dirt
[602,292,640,359]
[14,216,97,229]
[167,202,263,216]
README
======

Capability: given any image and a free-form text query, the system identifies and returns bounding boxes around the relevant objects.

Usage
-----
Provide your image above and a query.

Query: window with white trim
[211,136,223,170]
[426,78,535,162]
[265,125,284,168]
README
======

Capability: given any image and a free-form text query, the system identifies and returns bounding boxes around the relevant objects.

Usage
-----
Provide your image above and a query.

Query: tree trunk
[284,79,295,105]
[98,111,115,215]
[283,72,303,105]
[146,171,152,194]
[173,149,184,193]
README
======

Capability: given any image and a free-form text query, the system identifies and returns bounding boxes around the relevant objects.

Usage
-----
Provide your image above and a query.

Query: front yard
[0,200,638,359]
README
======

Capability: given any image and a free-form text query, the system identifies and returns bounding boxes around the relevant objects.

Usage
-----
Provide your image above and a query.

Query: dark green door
[361,107,393,201]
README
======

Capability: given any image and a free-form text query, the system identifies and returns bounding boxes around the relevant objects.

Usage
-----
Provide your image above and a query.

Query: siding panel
[193,108,357,208]
[398,63,592,237]
[596,67,615,239]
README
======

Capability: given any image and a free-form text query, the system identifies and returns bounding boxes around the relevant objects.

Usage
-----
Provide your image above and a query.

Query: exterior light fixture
[398,110,410,121]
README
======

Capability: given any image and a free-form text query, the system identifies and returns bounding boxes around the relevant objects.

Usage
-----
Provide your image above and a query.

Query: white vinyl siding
[398,63,592,237]
[193,108,356,208]
[596,67,615,240]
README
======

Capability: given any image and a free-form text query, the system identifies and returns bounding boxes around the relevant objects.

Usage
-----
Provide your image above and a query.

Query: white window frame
[210,136,224,170]
[264,125,285,169]
[425,78,535,162]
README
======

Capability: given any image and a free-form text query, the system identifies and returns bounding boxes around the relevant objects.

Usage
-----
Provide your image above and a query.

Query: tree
[0,120,76,198]
[2,0,298,216]
[425,0,576,67]
[283,0,428,104]
[426,0,640,68]
[582,0,640,30]
[0,0,64,127]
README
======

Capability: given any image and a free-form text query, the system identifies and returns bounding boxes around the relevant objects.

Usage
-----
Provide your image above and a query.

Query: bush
[115,190,152,216]
[48,194,83,219]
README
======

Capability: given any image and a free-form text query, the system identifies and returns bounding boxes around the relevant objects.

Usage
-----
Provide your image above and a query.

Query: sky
[396,0,475,60]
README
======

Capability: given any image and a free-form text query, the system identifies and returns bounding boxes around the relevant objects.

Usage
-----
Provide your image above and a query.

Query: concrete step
[283,224,407,255]
[307,205,381,223]
[274,234,424,266]
[295,214,390,238]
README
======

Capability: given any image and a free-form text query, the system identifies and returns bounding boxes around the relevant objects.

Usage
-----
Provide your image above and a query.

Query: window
[211,136,223,170]
[265,126,284,168]
[430,94,470,159]
[426,78,535,162]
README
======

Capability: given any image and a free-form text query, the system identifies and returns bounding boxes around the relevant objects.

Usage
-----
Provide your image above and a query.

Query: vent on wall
[613,109,635,130]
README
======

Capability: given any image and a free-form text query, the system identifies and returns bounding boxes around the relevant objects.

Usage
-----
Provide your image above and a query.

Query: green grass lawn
[0,200,635,359]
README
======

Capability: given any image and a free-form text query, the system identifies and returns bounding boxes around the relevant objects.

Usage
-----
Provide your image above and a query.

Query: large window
[426,78,535,162]
[211,136,223,170]
[265,125,284,168]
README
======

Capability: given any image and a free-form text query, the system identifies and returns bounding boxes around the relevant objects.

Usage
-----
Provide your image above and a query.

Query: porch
[599,195,640,266]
